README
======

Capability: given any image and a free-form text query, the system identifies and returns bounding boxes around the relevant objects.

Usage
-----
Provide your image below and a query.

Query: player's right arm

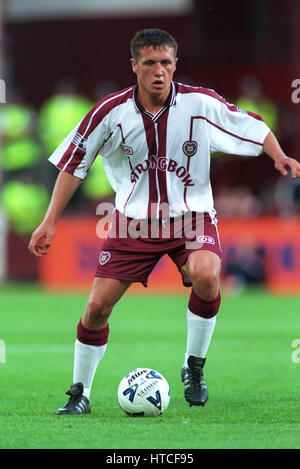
[28,170,82,257]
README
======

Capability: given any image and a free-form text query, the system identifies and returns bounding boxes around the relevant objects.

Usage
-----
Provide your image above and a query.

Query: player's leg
[56,277,131,414]
[180,250,221,406]
[183,249,221,301]
[181,250,221,359]
[81,276,132,330]
[75,277,131,395]
[181,250,221,354]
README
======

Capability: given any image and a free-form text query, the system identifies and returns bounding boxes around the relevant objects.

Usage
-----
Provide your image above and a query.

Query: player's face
[131,45,177,103]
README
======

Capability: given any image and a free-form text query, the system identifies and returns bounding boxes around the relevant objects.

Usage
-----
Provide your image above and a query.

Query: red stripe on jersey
[123,182,137,214]
[81,87,133,139]
[57,142,77,171]
[156,110,170,215]
[246,110,265,121]
[204,116,264,146]
[58,87,133,174]
[177,82,265,122]
[141,114,159,218]
[185,114,264,146]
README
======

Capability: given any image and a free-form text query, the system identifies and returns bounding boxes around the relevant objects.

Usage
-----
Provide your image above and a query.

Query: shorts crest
[99,251,111,265]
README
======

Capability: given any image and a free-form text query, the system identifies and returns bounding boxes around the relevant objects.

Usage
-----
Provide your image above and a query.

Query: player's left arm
[263,130,300,179]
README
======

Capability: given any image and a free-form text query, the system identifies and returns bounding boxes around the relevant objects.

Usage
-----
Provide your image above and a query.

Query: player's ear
[174,57,178,72]
[130,58,138,75]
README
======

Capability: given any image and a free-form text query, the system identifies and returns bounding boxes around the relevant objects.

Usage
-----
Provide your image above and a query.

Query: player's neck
[138,89,170,115]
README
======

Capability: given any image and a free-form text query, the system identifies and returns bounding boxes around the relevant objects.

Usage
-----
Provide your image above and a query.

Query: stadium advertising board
[38,216,300,295]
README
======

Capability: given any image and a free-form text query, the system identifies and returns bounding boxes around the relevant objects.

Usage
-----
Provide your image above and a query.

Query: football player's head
[130,28,178,63]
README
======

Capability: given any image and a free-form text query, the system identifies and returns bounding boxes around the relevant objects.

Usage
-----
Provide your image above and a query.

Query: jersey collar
[132,81,177,119]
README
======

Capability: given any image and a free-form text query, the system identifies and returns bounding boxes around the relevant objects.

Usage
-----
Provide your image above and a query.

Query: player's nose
[154,63,163,76]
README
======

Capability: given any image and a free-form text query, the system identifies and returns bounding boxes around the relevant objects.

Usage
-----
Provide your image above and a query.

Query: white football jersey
[49,82,270,219]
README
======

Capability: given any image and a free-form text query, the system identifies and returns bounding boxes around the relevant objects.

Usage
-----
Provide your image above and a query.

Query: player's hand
[274,156,300,179]
[28,221,55,257]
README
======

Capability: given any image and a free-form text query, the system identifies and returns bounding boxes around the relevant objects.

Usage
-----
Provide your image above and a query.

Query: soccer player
[29,29,300,414]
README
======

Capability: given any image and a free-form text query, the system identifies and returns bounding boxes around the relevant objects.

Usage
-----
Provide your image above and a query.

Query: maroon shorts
[95,210,222,287]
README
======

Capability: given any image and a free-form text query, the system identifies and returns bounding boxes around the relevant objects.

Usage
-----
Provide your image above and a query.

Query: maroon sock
[77,319,109,346]
[188,289,221,319]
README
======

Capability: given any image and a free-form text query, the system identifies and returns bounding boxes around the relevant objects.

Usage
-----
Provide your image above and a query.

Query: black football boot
[181,356,208,407]
[56,382,91,415]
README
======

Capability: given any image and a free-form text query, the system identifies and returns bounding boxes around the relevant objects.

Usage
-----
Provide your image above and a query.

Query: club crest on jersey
[99,251,111,265]
[182,140,198,157]
[72,132,87,151]
[121,144,134,156]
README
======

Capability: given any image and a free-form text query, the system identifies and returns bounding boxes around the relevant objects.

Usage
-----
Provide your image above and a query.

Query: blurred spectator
[38,77,92,155]
[0,87,50,236]
[214,186,262,218]
[38,78,115,209]
[222,244,266,293]
[93,80,118,101]
[0,176,49,235]
[0,86,40,172]
[274,176,300,216]
[215,184,267,293]
[236,75,278,133]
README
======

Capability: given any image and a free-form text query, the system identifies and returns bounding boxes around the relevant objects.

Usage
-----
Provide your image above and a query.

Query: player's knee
[84,297,114,325]
[185,251,220,301]
[193,269,219,301]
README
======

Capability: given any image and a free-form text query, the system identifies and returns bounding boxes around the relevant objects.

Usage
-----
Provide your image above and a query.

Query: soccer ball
[117,368,170,417]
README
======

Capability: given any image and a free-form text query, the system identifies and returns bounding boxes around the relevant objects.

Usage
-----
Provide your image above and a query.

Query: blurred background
[0,0,300,295]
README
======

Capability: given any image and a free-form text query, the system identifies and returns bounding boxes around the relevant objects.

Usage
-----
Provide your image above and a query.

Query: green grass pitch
[0,284,299,449]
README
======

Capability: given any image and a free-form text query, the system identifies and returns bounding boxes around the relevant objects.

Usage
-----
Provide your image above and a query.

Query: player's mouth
[152,80,164,88]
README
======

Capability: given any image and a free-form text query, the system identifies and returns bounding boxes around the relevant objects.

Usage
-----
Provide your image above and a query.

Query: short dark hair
[130,28,178,62]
